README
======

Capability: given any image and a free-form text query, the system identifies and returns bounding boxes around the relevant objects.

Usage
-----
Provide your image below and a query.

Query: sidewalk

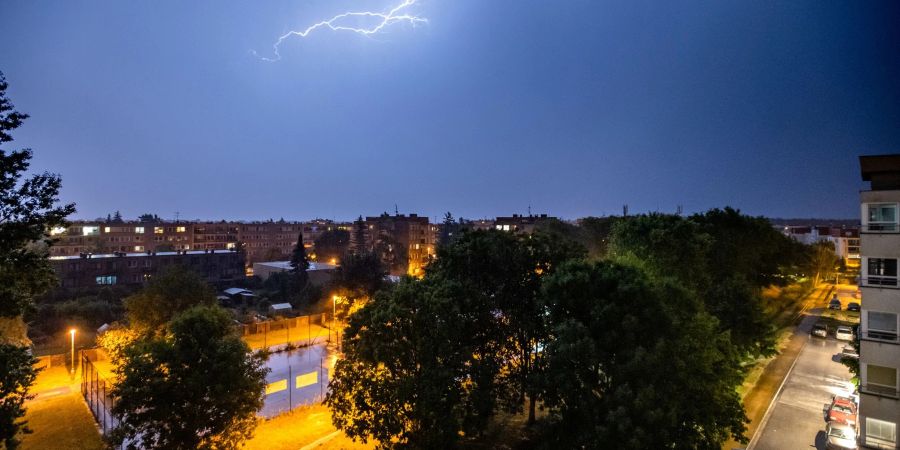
[723,284,832,450]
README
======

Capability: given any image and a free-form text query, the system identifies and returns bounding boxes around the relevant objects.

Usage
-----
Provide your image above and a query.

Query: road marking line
[299,430,342,450]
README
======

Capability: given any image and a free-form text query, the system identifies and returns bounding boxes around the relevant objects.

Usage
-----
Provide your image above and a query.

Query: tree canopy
[0,70,74,448]
[539,260,747,448]
[110,306,268,449]
[124,265,215,334]
[313,229,350,263]
[609,208,805,355]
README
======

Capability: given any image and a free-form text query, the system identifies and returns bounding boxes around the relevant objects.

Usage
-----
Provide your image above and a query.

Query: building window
[135,227,145,234]
[82,226,99,236]
[863,364,897,396]
[95,275,117,285]
[867,311,898,341]
[867,203,899,232]
[176,226,186,233]
[865,418,897,447]
[154,227,164,234]
[134,246,144,252]
[866,258,898,286]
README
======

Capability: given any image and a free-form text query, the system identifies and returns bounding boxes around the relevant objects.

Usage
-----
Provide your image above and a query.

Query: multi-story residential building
[858,154,900,449]
[783,225,861,269]
[493,213,556,233]
[49,249,245,289]
[360,213,436,276]
[49,219,352,268]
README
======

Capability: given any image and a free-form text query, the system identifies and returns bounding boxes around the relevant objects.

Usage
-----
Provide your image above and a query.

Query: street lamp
[69,328,76,375]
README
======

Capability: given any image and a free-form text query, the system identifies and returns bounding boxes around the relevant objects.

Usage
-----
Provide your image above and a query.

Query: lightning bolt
[255,0,427,62]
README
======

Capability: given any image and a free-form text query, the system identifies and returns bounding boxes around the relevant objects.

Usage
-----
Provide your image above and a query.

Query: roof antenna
[174,211,180,223]
[528,204,532,217]
[394,204,399,215]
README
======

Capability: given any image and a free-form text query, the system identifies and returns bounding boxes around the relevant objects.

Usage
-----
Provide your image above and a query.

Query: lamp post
[69,328,76,375]
[332,295,340,350]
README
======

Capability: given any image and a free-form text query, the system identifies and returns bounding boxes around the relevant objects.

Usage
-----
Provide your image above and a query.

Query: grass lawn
[20,393,104,450]
[246,405,373,450]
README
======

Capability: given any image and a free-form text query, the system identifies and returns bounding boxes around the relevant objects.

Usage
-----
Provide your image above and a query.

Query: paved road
[751,287,857,450]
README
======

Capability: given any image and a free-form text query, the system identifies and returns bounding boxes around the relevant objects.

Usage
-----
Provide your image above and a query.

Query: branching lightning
[255,0,427,62]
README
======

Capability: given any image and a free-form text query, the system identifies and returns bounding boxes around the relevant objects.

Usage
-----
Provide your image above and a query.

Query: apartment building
[493,213,556,233]
[858,154,900,449]
[783,225,861,269]
[360,213,437,276]
[49,219,351,267]
[50,249,245,289]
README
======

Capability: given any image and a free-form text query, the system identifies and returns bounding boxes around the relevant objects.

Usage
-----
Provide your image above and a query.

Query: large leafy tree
[427,230,585,425]
[540,260,747,449]
[0,345,37,449]
[312,229,350,263]
[326,278,475,449]
[124,265,215,334]
[110,306,268,449]
[609,209,800,356]
[0,71,75,448]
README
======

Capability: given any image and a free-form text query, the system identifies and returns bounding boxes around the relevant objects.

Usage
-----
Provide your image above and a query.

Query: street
[751,285,858,450]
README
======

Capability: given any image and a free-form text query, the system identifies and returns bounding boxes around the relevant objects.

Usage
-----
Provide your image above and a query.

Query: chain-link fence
[238,313,335,350]
[81,352,119,435]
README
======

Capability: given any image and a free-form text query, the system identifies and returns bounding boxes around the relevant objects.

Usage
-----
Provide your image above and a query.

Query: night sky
[1,1,898,222]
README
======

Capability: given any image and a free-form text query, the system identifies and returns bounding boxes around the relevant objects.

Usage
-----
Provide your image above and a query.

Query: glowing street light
[69,328,77,375]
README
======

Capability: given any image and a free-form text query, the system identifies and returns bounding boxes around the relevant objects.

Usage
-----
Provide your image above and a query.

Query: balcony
[860,384,900,399]
[861,276,899,288]
[862,330,900,344]
[862,223,900,233]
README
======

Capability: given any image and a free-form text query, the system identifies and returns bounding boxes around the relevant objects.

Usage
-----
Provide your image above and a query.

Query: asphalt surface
[751,287,857,450]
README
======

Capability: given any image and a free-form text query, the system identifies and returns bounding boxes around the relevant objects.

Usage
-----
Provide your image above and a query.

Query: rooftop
[49,249,238,261]
[253,261,338,271]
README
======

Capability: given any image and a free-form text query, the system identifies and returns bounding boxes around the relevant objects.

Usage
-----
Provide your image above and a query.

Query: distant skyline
[1,1,898,221]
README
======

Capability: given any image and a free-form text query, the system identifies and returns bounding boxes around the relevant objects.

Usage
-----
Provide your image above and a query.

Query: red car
[824,396,857,427]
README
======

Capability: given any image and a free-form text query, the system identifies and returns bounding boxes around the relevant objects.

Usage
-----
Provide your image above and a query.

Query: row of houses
[782,225,861,268]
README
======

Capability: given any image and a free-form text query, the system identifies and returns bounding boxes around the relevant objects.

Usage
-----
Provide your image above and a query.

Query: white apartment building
[858,154,900,449]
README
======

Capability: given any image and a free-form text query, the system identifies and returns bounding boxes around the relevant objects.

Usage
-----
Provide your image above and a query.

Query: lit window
[496,225,503,230]
[226,243,236,249]
[865,258,898,286]
[135,227,144,234]
[154,227,164,234]
[104,226,111,233]
[82,226,99,236]
[867,203,899,232]
[95,275,117,285]
[176,226,186,233]
[503,225,511,231]
[50,226,67,236]
[134,246,144,252]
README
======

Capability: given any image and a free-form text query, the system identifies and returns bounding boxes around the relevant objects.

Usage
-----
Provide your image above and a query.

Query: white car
[835,326,854,342]
[825,421,857,450]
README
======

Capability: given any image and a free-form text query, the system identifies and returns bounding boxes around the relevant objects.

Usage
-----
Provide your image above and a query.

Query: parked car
[847,302,861,312]
[836,326,854,341]
[812,323,829,338]
[840,345,859,360]
[824,396,858,427]
[825,421,858,450]
[829,298,843,310]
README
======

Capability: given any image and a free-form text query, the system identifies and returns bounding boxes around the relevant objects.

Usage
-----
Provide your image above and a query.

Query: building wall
[50,219,351,267]
[50,250,245,289]
[858,161,900,450]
